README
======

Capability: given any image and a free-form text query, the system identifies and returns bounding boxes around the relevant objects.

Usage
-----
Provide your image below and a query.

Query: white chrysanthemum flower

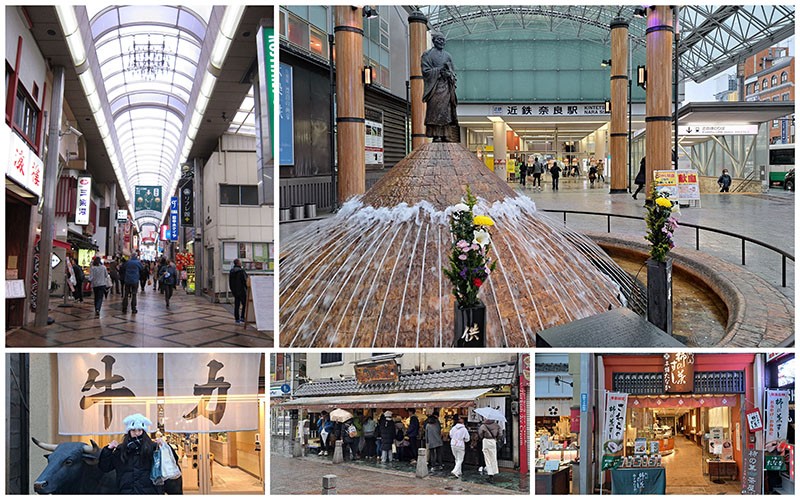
[453,203,470,212]
[473,229,491,247]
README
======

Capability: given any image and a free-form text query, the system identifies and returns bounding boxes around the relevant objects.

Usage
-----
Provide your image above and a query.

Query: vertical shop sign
[180,185,193,226]
[746,407,763,432]
[7,126,44,197]
[163,353,261,433]
[663,353,694,393]
[75,176,92,225]
[741,449,763,495]
[29,238,40,311]
[602,391,628,469]
[57,353,157,435]
[279,63,294,165]
[765,390,790,442]
[169,197,179,241]
[519,353,529,475]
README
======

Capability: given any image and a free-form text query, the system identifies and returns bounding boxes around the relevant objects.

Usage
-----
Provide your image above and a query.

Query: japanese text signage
[354,359,399,384]
[365,107,384,165]
[57,353,157,435]
[7,126,44,197]
[180,185,194,226]
[741,449,763,495]
[682,124,759,136]
[745,407,763,432]
[602,391,628,469]
[169,196,179,241]
[163,353,261,433]
[134,186,162,218]
[654,169,700,202]
[75,177,92,225]
[664,353,695,393]
[117,210,128,222]
[489,103,609,117]
[765,389,789,442]
[279,63,294,166]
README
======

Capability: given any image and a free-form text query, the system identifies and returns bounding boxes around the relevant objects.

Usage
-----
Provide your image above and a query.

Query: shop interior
[623,400,742,492]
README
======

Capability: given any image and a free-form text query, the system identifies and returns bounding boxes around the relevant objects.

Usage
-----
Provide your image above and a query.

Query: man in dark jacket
[71,260,85,302]
[406,408,420,463]
[228,259,248,324]
[549,160,562,191]
[121,254,144,314]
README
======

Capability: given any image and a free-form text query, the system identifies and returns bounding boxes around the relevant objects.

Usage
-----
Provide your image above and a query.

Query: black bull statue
[32,438,116,494]
[32,438,183,495]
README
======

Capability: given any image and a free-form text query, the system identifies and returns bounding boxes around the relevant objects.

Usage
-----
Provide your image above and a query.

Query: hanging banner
[602,391,628,469]
[180,184,194,226]
[765,389,790,443]
[75,176,92,225]
[745,407,763,432]
[663,353,695,393]
[58,353,157,435]
[163,353,261,433]
[134,186,163,219]
[169,196,179,241]
[7,125,44,197]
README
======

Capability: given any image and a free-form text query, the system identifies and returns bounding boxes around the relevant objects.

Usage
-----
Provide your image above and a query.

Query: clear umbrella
[330,408,354,423]
[475,407,506,424]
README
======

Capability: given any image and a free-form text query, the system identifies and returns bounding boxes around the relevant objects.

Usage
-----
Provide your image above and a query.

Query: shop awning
[278,387,493,411]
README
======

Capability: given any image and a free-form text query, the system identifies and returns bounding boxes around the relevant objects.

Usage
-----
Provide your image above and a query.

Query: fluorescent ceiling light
[56,6,87,66]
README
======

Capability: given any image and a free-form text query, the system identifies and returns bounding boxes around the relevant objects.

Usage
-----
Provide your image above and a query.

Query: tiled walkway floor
[179,456,263,495]
[6,286,273,348]
[662,436,741,495]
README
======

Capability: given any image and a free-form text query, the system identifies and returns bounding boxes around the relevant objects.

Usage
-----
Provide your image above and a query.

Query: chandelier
[127,35,172,80]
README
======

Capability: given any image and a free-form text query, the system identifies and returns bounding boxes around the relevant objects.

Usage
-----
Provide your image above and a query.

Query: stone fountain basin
[588,232,794,348]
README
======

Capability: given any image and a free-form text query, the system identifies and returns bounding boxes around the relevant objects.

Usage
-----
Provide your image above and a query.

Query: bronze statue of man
[422,31,460,143]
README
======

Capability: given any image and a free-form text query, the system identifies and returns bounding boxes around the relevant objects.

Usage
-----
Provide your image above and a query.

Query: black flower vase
[646,258,673,335]
[454,301,486,347]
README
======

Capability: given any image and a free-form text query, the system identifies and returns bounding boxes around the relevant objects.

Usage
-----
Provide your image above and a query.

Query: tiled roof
[294,361,517,397]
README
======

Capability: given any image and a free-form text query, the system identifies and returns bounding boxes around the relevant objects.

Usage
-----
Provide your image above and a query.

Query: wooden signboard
[354,359,399,384]
[663,353,694,393]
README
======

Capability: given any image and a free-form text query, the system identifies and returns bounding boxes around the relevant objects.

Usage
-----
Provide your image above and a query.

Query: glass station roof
[420,5,795,83]
[87,5,211,227]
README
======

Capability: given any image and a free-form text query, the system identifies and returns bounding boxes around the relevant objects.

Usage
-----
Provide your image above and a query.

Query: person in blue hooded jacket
[120,254,144,314]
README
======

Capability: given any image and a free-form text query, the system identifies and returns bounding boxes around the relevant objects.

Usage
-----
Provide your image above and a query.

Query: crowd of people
[514,156,606,192]
[310,409,505,483]
[63,252,185,315]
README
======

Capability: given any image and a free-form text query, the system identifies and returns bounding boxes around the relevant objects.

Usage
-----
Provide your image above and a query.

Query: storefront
[9,353,265,495]
[764,353,794,495]
[276,358,524,470]
[599,353,755,494]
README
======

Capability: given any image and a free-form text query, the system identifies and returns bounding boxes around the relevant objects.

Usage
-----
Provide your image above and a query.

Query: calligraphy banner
[58,353,157,435]
[765,389,790,443]
[663,353,694,393]
[611,467,666,494]
[163,353,261,433]
[602,392,628,462]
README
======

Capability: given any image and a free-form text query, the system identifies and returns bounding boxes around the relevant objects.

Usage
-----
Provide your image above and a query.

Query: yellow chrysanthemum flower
[655,198,672,208]
[473,215,495,227]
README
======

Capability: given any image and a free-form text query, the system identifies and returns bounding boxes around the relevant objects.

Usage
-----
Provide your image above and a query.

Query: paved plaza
[6,286,272,348]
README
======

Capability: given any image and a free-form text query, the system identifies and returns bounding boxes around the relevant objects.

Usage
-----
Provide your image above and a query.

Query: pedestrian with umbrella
[476,407,505,483]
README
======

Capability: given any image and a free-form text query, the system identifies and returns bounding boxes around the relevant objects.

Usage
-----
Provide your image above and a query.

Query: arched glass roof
[88,5,212,227]
[420,5,795,83]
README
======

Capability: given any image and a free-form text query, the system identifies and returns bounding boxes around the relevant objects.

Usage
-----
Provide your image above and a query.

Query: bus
[768,144,795,190]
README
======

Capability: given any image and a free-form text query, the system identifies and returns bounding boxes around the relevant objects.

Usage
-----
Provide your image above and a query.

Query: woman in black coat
[378,411,396,463]
[98,414,158,494]
[632,157,646,200]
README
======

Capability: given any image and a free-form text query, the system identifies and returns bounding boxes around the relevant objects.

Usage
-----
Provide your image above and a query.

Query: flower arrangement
[443,186,497,308]
[645,187,680,262]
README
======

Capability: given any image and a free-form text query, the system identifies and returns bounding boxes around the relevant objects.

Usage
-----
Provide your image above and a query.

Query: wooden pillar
[609,18,629,193]
[645,6,674,199]
[334,6,365,203]
[408,10,428,150]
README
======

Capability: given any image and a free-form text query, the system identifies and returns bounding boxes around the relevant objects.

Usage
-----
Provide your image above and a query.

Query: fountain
[280,142,646,347]
[279,26,645,347]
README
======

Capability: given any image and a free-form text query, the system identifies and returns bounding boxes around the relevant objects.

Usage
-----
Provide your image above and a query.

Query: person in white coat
[448,416,470,478]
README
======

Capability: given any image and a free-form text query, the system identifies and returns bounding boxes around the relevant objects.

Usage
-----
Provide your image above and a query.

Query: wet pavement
[519,179,795,300]
[271,438,528,495]
[6,285,273,347]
